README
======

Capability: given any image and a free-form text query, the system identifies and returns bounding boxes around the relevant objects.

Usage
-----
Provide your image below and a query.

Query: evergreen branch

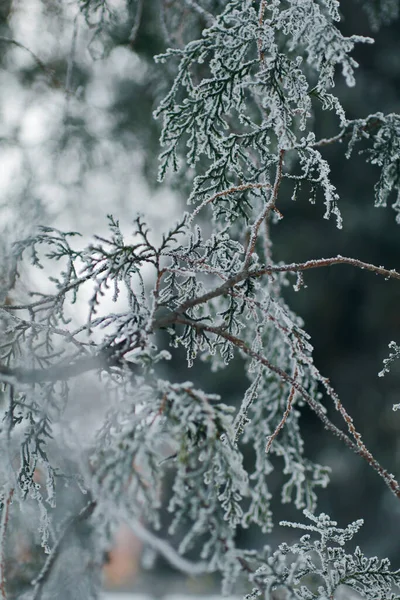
[174,315,400,500]
[1,256,399,387]
[154,255,400,331]
[190,182,272,221]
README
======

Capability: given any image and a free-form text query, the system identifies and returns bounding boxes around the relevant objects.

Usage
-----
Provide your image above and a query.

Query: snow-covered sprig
[268,511,400,600]
[155,0,371,231]
[379,340,400,381]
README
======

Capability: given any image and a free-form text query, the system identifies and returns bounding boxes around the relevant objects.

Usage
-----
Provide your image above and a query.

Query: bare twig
[244,197,276,267]
[153,255,400,332]
[266,366,298,453]
[255,255,400,282]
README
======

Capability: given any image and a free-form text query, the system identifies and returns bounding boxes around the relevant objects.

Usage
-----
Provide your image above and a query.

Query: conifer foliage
[1,1,400,598]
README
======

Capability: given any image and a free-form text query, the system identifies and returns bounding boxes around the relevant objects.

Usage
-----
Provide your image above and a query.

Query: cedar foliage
[1,1,400,598]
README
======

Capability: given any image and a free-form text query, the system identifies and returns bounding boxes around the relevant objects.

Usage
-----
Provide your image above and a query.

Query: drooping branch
[1,246,400,501]
[154,255,400,331]
[1,255,400,385]
[174,315,400,500]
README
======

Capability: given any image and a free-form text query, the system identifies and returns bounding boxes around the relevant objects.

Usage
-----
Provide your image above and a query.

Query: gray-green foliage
[1,1,400,599]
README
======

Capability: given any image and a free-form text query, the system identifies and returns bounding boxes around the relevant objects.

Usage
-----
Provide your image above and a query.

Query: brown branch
[244,198,275,267]
[174,315,400,500]
[254,256,400,282]
[1,256,399,386]
[244,151,285,268]
[266,366,298,453]
[0,254,399,500]
[257,0,268,62]
[262,149,285,288]
[153,255,400,332]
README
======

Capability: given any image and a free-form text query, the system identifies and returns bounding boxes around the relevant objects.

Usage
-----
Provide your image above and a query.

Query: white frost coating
[1,1,400,599]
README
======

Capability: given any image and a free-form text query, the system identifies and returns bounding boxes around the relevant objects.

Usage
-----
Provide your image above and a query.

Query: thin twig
[257,0,269,62]
[313,116,383,148]
[244,151,284,268]
[255,255,400,282]
[266,366,298,453]
[174,315,400,500]
[1,256,400,385]
[244,198,275,267]
[153,255,400,332]
[263,148,285,275]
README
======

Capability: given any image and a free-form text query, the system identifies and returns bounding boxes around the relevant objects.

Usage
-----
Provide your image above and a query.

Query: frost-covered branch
[2,1,400,597]
[174,315,400,499]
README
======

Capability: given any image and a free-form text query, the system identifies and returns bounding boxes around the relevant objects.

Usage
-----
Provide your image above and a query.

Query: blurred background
[1,0,400,598]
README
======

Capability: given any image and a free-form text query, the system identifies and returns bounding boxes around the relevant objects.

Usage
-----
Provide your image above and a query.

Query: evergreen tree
[1,1,400,598]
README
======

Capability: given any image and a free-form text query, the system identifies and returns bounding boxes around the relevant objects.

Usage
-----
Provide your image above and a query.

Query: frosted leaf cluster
[244,511,400,600]
[345,114,400,223]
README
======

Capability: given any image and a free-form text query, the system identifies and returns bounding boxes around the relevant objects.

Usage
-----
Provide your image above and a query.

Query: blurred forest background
[1,0,400,596]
